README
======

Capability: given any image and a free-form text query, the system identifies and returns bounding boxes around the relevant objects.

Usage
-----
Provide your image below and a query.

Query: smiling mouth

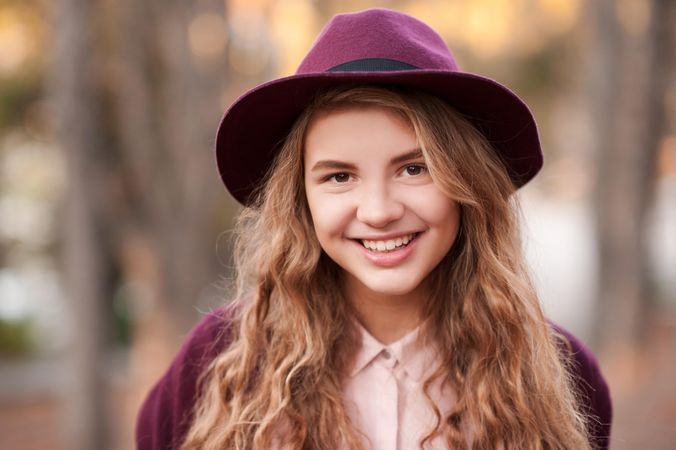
[358,232,421,252]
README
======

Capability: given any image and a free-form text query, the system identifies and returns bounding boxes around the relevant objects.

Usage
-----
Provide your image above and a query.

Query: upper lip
[349,231,423,241]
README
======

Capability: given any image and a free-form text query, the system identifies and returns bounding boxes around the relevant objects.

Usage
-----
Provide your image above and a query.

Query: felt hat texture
[216,8,543,205]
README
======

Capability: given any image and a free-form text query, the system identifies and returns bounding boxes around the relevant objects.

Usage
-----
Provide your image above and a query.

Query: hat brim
[216,70,542,205]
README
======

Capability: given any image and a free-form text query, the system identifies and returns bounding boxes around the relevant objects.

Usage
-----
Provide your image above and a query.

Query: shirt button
[382,349,391,359]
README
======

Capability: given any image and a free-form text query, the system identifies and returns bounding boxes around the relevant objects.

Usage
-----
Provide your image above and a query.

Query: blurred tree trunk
[107,0,237,437]
[111,0,231,333]
[589,0,671,361]
[52,0,109,448]
[52,0,237,447]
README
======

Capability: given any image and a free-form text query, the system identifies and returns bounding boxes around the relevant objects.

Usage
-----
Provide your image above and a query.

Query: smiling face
[303,105,461,306]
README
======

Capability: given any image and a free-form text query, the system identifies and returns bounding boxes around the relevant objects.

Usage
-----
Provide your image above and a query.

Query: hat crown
[296,8,459,74]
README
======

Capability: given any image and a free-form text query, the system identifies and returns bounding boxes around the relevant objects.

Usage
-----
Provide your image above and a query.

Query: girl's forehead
[309,102,410,124]
[303,105,420,166]
[305,104,415,146]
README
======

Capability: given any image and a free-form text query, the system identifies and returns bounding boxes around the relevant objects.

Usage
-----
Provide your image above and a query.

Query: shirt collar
[347,319,438,382]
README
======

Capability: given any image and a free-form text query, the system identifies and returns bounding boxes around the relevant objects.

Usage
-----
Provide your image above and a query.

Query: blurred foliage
[0,316,34,357]
[112,286,133,348]
[515,40,569,96]
[0,0,45,135]
[0,71,41,134]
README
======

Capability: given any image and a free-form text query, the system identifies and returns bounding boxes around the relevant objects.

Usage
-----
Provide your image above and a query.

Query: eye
[326,172,351,183]
[402,164,426,176]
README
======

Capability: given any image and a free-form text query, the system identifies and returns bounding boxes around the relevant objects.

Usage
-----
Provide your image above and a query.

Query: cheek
[409,188,460,226]
[416,195,462,252]
[306,193,354,240]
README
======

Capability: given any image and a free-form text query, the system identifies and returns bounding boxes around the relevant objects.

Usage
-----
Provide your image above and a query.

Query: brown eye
[403,165,425,176]
[330,172,350,183]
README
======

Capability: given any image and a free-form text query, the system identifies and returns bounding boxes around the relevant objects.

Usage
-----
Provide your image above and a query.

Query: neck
[344,276,428,345]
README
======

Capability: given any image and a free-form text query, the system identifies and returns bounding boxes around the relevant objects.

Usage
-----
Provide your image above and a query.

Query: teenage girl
[136,8,612,450]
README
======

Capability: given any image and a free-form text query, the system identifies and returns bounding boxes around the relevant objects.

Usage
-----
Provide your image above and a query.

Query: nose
[355,181,405,228]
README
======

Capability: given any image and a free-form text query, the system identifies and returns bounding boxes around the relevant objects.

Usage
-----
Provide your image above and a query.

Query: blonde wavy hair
[180,86,592,449]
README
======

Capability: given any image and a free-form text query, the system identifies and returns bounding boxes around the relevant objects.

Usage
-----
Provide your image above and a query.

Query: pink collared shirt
[342,322,472,450]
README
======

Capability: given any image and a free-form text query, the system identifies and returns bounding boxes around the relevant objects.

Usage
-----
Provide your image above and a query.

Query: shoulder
[135,303,238,450]
[548,321,613,450]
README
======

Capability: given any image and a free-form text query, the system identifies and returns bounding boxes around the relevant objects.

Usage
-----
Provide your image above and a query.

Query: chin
[361,279,423,298]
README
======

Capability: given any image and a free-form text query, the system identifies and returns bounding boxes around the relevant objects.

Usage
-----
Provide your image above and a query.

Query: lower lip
[352,234,420,267]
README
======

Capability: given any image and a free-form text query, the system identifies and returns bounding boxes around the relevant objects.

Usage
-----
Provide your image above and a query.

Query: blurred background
[0,0,674,448]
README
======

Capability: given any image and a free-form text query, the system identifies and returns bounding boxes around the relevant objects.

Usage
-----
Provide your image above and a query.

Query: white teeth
[361,233,416,252]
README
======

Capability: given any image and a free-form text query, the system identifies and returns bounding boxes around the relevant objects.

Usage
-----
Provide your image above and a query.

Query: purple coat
[135,304,612,449]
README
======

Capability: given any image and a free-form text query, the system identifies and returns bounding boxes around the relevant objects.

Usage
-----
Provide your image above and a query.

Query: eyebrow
[310,148,423,172]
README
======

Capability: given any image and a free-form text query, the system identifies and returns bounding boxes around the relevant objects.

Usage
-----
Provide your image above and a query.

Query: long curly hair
[180,86,592,449]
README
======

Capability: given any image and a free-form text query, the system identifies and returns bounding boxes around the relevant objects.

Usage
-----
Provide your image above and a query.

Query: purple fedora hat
[216,8,543,205]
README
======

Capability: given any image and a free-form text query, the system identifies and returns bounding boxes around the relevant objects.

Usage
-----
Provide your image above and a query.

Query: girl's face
[303,105,461,302]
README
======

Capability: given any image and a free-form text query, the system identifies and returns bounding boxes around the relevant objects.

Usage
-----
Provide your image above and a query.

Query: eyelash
[322,164,427,183]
